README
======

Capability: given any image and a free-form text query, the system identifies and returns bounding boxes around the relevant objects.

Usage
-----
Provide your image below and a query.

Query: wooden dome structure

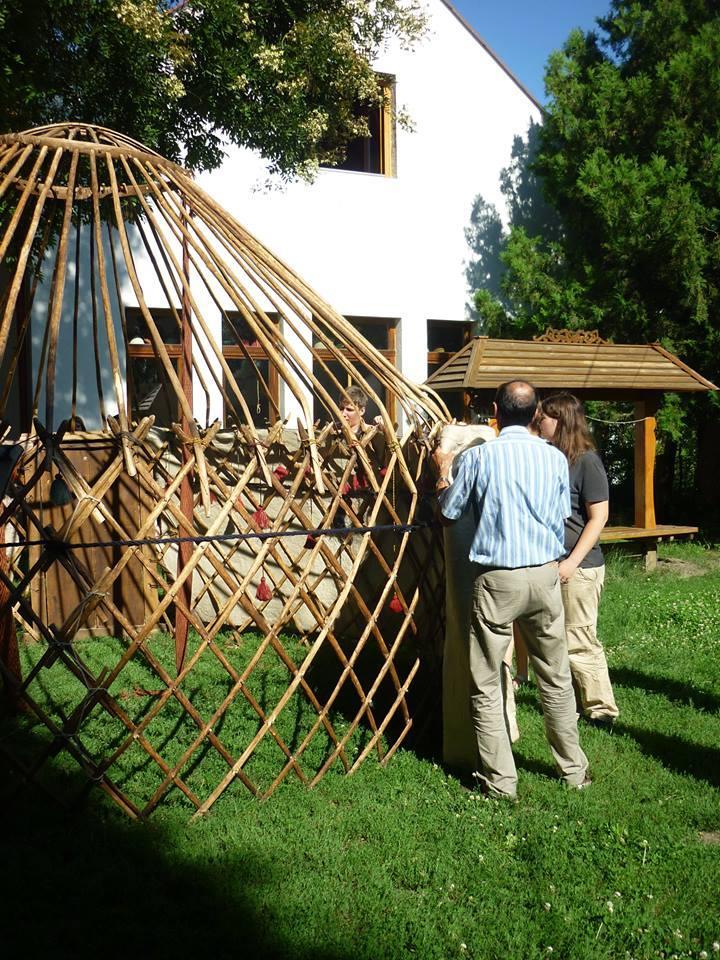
[0,123,449,816]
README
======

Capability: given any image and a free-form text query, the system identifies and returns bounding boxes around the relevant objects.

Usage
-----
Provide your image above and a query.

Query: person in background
[539,393,619,726]
[336,385,388,524]
[434,380,589,800]
[339,385,370,436]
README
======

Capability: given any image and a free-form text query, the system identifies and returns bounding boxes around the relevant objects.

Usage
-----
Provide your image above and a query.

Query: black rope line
[0,519,436,552]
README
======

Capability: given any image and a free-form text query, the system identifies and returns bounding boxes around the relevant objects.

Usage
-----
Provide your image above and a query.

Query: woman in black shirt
[539,393,619,725]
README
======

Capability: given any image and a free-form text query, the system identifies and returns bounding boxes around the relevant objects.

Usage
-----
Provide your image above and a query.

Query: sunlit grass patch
[3,543,720,959]
[8,630,379,810]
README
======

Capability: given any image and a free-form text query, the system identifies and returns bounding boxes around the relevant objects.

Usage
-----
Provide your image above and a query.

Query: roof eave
[651,343,719,391]
[438,1,545,114]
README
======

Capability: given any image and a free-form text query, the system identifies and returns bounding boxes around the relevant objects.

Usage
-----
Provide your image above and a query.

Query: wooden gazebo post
[634,394,660,529]
[633,393,660,568]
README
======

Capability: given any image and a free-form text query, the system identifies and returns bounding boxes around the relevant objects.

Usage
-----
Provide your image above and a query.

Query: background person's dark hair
[495,380,538,427]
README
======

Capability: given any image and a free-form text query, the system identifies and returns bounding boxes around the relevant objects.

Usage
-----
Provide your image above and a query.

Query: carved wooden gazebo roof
[425,329,718,397]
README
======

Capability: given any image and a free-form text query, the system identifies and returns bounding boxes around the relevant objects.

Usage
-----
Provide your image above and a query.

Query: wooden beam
[380,78,395,177]
[175,206,193,675]
[600,524,697,542]
[15,273,32,433]
[641,538,658,572]
[634,396,659,528]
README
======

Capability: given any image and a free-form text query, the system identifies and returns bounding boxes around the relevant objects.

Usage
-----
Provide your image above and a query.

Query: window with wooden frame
[427,320,472,421]
[221,311,281,428]
[126,307,183,429]
[320,74,396,177]
[312,317,398,424]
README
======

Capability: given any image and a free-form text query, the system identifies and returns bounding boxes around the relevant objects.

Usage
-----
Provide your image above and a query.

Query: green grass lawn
[3,543,720,959]
[7,628,382,809]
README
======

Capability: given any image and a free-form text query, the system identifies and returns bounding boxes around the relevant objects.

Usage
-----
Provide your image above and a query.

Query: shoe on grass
[584,714,617,729]
[459,773,518,803]
[478,780,518,803]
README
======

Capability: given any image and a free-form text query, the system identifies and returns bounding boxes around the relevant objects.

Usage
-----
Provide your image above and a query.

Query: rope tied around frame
[0,519,436,552]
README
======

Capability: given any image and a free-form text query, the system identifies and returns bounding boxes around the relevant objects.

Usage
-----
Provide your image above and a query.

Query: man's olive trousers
[470,561,588,798]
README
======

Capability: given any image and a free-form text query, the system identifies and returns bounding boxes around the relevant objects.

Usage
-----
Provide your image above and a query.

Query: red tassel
[253,506,270,529]
[273,464,289,479]
[304,534,317,549]
[389,594,403,614]
[353,468,369,490]
[341,482,352,496]
[379,466,388,477]
[256,575,273,602]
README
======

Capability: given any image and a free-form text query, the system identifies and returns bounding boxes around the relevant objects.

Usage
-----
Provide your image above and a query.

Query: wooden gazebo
[426,328,718,567]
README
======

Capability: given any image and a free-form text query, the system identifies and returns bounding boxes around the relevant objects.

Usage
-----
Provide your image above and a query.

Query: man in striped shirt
[434,380,589,800]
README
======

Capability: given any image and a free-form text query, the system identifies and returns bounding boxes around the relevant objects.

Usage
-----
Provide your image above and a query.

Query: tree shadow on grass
[512,673,720,787]
[610,666,720,713]
[0,732,355,960]
[612,723,720,789]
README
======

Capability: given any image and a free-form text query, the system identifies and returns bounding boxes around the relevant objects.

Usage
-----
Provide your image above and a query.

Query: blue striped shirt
[439,426,571,568]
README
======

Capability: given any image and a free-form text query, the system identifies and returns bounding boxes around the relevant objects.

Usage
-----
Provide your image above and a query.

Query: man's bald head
[494,380,538,428]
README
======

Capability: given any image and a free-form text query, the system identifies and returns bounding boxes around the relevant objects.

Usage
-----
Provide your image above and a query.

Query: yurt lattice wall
[0,124,449,817]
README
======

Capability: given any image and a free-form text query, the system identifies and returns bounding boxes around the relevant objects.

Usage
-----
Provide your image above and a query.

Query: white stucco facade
[194,0,541,423]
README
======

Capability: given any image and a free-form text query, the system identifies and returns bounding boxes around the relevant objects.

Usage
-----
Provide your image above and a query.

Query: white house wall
[30,226,125,431]
[196,0,541,423]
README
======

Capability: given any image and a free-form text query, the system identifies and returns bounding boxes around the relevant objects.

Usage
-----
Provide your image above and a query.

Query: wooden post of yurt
[0,271,27,707]
[14,274,32,433]
[634,394,659,569]
[175,207,193,673]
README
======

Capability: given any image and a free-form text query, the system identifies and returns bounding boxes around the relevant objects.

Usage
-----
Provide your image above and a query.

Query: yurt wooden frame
[0,124,449,817]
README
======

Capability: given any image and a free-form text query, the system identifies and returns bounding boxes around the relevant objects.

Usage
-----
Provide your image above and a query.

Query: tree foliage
[466,0,720,519]
[0,0,425,175]
[471,0,720,383]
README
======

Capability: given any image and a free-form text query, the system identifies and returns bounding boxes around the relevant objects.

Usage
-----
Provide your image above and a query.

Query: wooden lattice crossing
[0,124,448,817]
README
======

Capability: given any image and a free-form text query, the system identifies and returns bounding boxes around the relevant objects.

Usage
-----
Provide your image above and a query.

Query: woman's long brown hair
[541,393,596,464]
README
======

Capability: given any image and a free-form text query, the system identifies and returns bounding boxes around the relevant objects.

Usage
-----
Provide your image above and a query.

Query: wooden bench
[600,525,698,570]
